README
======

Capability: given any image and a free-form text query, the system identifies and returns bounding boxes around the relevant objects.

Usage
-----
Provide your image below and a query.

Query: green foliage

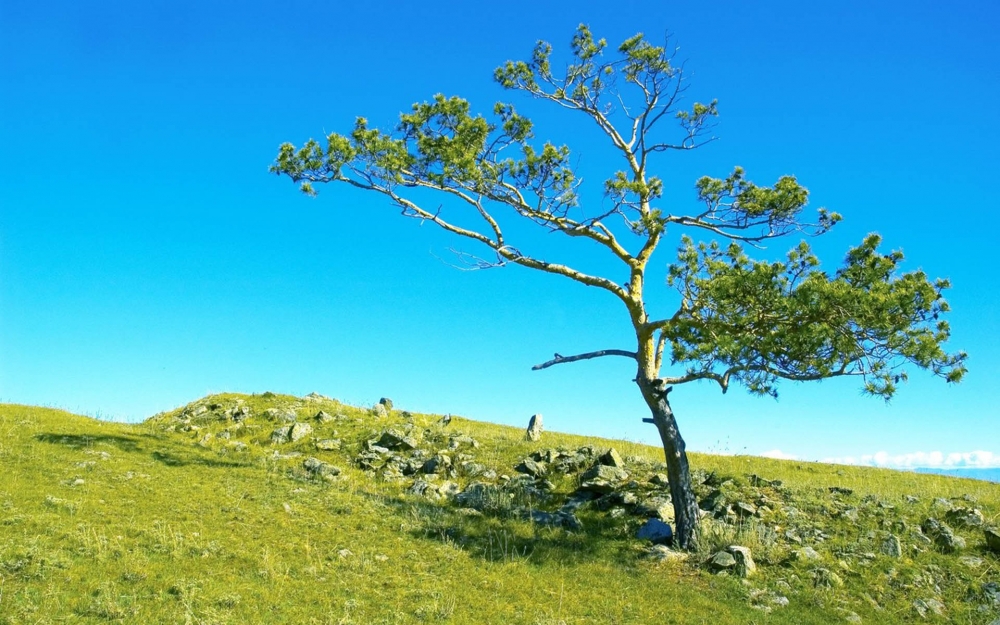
[666,236,967,398]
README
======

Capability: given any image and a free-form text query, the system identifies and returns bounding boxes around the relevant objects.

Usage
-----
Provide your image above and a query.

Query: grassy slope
[0,394,996,624]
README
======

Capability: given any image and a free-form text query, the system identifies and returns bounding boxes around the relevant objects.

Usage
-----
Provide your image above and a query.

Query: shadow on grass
[372,491,639,567]
[151,450,250,469]
[35,432,145,453]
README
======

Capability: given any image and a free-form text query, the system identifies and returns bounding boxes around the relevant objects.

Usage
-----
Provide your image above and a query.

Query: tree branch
[532,349,638,370]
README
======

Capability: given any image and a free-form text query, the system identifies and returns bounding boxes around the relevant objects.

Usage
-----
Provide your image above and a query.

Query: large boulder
[525,414,543,441]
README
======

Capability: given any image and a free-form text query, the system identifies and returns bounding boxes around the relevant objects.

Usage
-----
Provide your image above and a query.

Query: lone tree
[272,26,966,550]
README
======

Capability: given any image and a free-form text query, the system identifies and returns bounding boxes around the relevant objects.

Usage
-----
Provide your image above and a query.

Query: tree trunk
[636,376,701,550]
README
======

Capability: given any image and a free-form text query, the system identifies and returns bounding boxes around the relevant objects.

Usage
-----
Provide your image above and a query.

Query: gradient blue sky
[2,0,997,468]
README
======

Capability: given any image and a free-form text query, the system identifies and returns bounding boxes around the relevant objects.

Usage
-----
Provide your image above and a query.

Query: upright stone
[378,397,394,412]
[525,414,543,441]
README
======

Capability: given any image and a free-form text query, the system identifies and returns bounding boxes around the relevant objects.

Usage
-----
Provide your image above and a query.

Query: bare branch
[532,349,638,370]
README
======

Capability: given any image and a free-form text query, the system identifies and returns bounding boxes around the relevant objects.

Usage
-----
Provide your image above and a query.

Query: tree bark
[636,376,701,550]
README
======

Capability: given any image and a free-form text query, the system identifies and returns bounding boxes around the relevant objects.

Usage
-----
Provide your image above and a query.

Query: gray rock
[227,406,252,422]
[581,464,629,483]
[314,410,335,423]
[881,534,903,558]
[315,439,341,451]
[378,397,393,411]
[525,413,543,441]
[792,546,822,562]
[985,528,1000,553]
[515,459,547,478]
[710,550,737,572]
[420,454,452,474]
[945,507,984,528]
[921,518,965,553]
[376,430,417,451]
[634,497,673,521]
[598,448,626,468]
[448,434,479,449]
[288,422,312,442]
[302,392,331,402]
[644,545,688,562]
[372,403,389,419]
[983,582,1000,606]
[734,501,758,519]
[912,598,945,618]
[636,519,673,545]
[699,489,727,513]
[649,473,670,488]
[271,425,293,444]
[524,509,582,530]
[302,457,341,480]
[811,568,844,588]
[727,545,756,578]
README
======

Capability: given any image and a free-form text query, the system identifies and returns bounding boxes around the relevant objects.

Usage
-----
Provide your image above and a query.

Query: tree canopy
[272,25,967,548]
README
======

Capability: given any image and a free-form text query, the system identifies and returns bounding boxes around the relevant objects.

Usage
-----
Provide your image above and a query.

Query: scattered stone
[515,459,547,478]
[829,486,853,496]
[734,501,758,519]
[372,404,389,419]
[982,582,1000,606]
[525,413,543,441]
[881,534,903,558]
[710,550,737,572]
[315,439,342,451]
[986,528,1000,554]
[337,549,352,558]
[932,497,953,511]
[912,598,945,618]
[581,464,629,483]
[302,392,331,402]
[303,457,341,480]
[843,611,862,623]
[271,425,293,444]
[634,496,673,521]
[636,519,673,545]
[227,406,252,422]
[420,454,451,475]
[727,546,756,577]
[438,414,452,426]
[921,518,966,553]
[598,448,626,468]
[839,508,859,523]
[378,397,393,411]
[792,546,822,562]
[904,495,919,504]
[448,435,479,449]
[288,422,312,442]
[958,556,983,568]
[649,473,670,488]
[945,507,984,528]
[811,567,844,588]
[376,430,417,451]
[314,411,335,423]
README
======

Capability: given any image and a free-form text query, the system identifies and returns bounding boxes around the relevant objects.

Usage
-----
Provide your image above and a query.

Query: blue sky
[2,0,997,469]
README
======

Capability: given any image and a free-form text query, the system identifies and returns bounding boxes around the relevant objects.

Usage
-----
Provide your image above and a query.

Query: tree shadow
[35,433,144,453]
[370,490,641,567]
[150,450,250,469]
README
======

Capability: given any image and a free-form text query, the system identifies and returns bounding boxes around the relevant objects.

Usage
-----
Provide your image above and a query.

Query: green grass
[1,393,997,624]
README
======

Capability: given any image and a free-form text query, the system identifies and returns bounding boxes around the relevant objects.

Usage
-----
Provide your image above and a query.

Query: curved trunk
[636,376,700,550]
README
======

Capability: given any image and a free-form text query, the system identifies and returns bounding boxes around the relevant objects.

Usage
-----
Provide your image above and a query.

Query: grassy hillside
[1,393,997,624]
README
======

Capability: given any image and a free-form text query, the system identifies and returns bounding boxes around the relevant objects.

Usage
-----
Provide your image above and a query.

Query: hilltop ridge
[1,393,998,624]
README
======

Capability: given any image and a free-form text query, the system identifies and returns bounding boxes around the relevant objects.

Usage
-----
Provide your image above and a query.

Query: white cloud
[759,449,799,460]
[820,450,1000,469]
